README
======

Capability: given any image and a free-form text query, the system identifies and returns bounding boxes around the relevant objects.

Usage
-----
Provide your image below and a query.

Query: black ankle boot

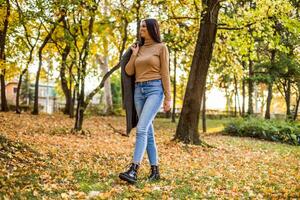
[119,163,139,184]
[148,165,160,181]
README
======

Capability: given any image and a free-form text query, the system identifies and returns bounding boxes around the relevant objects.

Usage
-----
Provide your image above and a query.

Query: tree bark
[98,55,113,115]
[101,36,113,115]
[225,87,230,114]
[165,46,171,118]
[174,0,220,144]
[74,66,81,127]
[265,50,276,119]
[16,47,35,114]
[74,10,96,131]
[0,0,10,112]
[293,91,300,121]
[119,18,128,62]
[202,87,206,133]
[265,82,273,119]
[234,77,237,117]
[233,74,241,116]
[286,79,292,120]
[242,61,246,117]
[242,78,246,117]
[58,17,74,117]
[16,69,27,113]
[60,44,72,115]
[135,0,141,41]
[0,70,8,112]
[247,58,254,115]
[69,63,75,118]
[74,71,85,130]
[32,15,65,115]
[15,0,41,114]
[172,50,177,123]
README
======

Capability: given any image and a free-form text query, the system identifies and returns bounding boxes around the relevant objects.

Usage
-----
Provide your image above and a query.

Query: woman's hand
[130,43,139,56]
[163,100,172,112]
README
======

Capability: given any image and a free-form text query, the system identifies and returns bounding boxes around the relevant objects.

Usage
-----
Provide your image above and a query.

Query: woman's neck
[143,37,156,46]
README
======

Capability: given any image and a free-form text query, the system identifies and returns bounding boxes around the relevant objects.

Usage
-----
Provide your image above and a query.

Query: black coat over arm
[120,48,138,135]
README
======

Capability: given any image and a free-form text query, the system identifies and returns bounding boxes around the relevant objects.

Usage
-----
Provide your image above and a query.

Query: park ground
[0,112,299,199]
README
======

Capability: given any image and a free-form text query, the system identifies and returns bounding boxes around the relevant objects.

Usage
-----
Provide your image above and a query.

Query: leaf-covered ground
[0,112,299,199]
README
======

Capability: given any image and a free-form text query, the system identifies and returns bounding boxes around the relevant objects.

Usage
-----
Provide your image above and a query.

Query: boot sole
[119,173,137,184]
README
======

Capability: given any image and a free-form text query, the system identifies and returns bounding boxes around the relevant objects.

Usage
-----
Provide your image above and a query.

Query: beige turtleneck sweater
[125,38,171,102]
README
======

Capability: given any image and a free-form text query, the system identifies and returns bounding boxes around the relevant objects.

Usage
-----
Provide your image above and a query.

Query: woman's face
[140,20,150,39]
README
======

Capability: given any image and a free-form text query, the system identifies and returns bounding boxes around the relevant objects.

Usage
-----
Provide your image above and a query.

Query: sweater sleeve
[160,44,171,102]
[125,54,137,76]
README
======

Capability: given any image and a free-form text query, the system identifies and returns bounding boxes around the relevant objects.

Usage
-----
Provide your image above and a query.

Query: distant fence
[157,109,289,120]
[0,103,292,120]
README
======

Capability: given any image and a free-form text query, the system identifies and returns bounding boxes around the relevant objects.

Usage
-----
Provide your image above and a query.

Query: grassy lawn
[0,112,299,199]
[155,117,231,133]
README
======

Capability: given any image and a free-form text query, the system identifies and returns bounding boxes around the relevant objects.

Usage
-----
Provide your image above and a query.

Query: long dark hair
[138,18,162,46]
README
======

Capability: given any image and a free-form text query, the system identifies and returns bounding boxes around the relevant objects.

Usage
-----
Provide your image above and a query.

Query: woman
[119,18,171,184]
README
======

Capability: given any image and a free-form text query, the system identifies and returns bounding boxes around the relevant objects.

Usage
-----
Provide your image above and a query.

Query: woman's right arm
[125,43,139,76]
[124,53,137,76]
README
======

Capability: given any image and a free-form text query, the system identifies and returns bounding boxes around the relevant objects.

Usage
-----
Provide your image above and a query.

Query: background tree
[32,1,66,115]
[174,0,221,145]
[13,0,41,113]
[0,0,10,112]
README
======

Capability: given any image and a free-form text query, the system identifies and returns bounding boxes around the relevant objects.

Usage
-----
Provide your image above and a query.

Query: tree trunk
[247,58,254,115]
[265,82,273,119]
[172,50,177,123]
[32,52,42,115]
[242,78,246,117]
[99,0,113,115]
[74,65,81,127]
[265,50,276,119]
[234,81,237,117]
[293,93,300,121]
[0,70,9,112]
[174,0,220,144]
[202,87,206,133]
[75,47,85,130]
[101,37,113,115]
[60,44,72,115]
[119,18,128,62]
[74,73,85,130]
[135,0,141,41]
[69,63,75,118]
[74,10,96,131]
[225,87,230,114]
[241,61,246,117]
[254,82,259,114]
[16,44,35,114]
[165,46,172,118]
[233,74,241,116]
[16,69,27,113]
[286,79,292,120]
[99,57,113,115]
[23,72,31,106]
[32,15,65,115]
[0,0,10,112]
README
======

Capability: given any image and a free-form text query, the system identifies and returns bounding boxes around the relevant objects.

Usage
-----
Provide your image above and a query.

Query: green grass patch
[223,117,300,145]
[73,168,111,193]
[155,117,231,134]
[171,184,201,199]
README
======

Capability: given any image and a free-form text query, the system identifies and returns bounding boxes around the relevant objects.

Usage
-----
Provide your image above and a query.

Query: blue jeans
[133,79,164,166]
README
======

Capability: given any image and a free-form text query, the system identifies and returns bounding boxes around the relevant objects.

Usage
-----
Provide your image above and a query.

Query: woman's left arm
[160,44,172,107]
